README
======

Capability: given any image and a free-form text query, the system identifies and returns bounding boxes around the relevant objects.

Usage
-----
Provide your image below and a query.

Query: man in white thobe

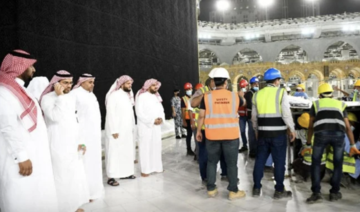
[27,76,49,101]
[0,50,58,212]
[40,70,89,212]
[72,73,104,200]
[135,79,165,177]
[105,75,136,186]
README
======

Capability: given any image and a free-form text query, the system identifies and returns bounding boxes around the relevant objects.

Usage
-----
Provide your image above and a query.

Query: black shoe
[306,193,323,204]
[220,175,228,181]
[194,155,197,161]
[249,152,256,158]
[253,188,261,197]
[239,146,248,153]
[329,192,342,202]
[186,150,195,156]
[182,134,187,138]
[273,190,292,199]
[176,135,181,139]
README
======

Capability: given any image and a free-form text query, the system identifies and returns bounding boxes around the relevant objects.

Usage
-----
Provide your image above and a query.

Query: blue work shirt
[293,92,309,99]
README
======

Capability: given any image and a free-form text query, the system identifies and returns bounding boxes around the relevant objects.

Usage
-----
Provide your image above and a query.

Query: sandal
[107,178,119,186]
[120,175,136,180]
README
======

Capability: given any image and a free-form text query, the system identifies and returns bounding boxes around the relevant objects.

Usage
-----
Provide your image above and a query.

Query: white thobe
[105,89,135,178]
[0,79,58,212]
[72,87,104,200]
[41,91,89,212]
[135,92,165,174]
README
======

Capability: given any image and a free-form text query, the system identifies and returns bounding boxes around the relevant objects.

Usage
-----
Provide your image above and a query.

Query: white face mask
[186,90,192,96]
[354,89,358,93]
[351,126,355,131]
[253,86,259,91]
[241,88,247,92]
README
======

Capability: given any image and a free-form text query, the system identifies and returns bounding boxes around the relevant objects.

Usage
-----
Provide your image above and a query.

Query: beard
[123,87,131,92]
[149,89,157,94]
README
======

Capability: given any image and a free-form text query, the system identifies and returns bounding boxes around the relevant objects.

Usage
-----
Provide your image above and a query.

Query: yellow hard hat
[318,83,333,95]
[348,112,358,122]
[297,84,305,91]
[298,113,310,129]
[354,80,360,87]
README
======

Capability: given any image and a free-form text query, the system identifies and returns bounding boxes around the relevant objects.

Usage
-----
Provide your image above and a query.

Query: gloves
[301,144,312,156]
[349,145,360,157]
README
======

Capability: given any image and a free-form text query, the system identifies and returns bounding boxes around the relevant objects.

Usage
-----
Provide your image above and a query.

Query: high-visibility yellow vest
[313,98,346,133]
[204,89,240,140]
[253,86,286,138]
[303,136,327,165]
[192,86,210,130]
[326,147,356,174]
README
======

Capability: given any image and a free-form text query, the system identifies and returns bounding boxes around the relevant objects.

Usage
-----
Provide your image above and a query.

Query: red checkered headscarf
[105,75,134,105]
[39,70,73,104]
[0,50,37,132]
[73,73,95,90]
[136,78,162,102]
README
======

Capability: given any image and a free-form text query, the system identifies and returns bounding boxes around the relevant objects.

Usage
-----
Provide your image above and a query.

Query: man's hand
[289,131,296,142]
[183,120,187,127]
[112,133,119,139]
[191,119,196,130]
[54,83,64,96]
[78,144,86,155]
[18,159,33,176]
[172,112,176,118]
[333,85,340,91]
[301,145,312,156]
[238,90,245,98]
[157,118,163,125]
[196,131,202,142]
[349,145,360,157]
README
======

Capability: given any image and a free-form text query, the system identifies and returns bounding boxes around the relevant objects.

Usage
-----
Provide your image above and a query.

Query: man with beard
[135,79,165,177]
[105,75,136,186]
[72,73,104,200]
[0,50,58,212]
[40,70,89,212]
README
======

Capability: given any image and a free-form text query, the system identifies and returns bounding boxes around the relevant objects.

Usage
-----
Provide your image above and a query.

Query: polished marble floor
[83,137,360,212]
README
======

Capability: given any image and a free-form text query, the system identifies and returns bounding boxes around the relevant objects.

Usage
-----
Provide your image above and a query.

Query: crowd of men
[1,49,360,212]
[0,50,164,212]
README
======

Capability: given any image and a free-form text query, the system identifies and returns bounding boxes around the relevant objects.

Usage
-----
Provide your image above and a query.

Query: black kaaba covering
[0,0,199,126]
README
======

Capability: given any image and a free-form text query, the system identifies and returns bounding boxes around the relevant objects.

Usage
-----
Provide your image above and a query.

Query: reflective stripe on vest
[204,89,240,140]
[313,99,346,133]
[303,136,326,165]
[326,148,356,174]
[254,87,287,137]
[182,96,190,120]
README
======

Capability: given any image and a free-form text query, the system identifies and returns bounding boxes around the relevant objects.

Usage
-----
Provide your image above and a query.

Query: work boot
[220,175,228,181]
[229,190,246,200]
[329,192,342,202]
[273,190,292,199]
[264,166,274,173]
[238,146,248,153]
[207,188,218,198]
[186,150,195,156]
[252,188,261,197]
[306,193,323,204]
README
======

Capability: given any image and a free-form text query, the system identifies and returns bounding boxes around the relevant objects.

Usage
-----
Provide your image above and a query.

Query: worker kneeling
[196,68,246,200]
[304,83,360,204]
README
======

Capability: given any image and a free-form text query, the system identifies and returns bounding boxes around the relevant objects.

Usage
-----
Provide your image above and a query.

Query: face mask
[212,87,216,90]
[351,126,355,131]
[354,89,358,93]
[253,87,259,91]
[186,90,192,96]
[241,88,247,92]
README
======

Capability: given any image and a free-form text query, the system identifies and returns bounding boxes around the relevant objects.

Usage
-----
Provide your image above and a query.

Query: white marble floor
[83,137,360,212]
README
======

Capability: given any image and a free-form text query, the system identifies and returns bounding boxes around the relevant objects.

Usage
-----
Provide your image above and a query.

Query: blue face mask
[253,87,259,91]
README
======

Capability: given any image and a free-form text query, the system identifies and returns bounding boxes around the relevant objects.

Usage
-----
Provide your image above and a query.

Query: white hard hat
[210,68,230,79]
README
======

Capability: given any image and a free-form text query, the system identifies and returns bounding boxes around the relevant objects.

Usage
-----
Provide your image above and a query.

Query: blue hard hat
[249,77,259,84]
[264,68,282,81]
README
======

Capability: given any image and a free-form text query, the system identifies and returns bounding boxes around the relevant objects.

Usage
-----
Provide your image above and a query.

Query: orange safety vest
[204,89,240,140]
[238,105,247,117]
[182,95,190,120]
